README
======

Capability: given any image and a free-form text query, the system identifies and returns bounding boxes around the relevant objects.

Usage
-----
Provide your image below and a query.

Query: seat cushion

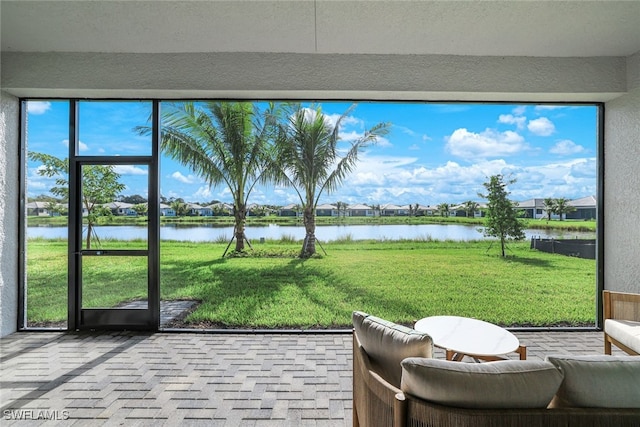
[605,319,640,353]
[401,357,563,409]
[546,355,640,408]
[352,311,432,388]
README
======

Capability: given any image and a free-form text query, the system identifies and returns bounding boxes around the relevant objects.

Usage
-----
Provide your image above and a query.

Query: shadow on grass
[160,256,424,329]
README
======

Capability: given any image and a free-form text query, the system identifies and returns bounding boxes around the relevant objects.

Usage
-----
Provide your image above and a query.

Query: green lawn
[26,238,596,328]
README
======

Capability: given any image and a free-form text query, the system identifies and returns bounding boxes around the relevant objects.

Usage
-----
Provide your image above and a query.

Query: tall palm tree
[553,197,576,221]
[463,200,479,218]
[543,197,556,221]
[272,104,390,257]
[140,101,278,252]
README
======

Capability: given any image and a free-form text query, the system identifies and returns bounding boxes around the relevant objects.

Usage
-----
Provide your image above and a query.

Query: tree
[139,101,279,253]
[543,197,556,221]
[272,104,390,257]
[479,174,526,257]
[170,200,190,217]
[335,201,348,218]
[132,203,148,216]
[553,197,576,221]
[437,203,450,217]
[463,200,479,218]
[28,152,125,249]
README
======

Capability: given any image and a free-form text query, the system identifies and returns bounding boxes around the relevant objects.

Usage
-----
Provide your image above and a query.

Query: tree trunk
[301,206,316,257]
[86,222,92,250]
[234,205,246,252]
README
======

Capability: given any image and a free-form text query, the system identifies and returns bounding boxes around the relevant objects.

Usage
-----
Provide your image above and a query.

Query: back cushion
[352,311,433,388]
[546,355,640,408]
[401,357,564,409]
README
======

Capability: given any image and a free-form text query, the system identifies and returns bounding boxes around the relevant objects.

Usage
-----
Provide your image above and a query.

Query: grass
[25,238,597,328]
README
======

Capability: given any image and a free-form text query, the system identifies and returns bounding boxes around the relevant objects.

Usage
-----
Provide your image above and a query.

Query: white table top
[414,315,520,357]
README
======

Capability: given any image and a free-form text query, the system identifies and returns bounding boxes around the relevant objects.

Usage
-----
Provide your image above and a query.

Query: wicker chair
[603,290,640,355]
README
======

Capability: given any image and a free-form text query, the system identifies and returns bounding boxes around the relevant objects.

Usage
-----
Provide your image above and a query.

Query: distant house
[159,203,175,217]
[567,195,597,220]
[517,198,550,219]
[26,201,52,216]
[104,202,137,216]
[417,205,438,216]
[380,203,402,216]
[347,204,374,217]
[316,203,338,217]
[278,203,300,217]
[185,203,212,216]
[208,202,233,216]
[396,205,411,216]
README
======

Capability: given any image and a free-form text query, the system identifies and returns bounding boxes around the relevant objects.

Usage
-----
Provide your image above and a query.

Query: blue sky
[26,100,598,207]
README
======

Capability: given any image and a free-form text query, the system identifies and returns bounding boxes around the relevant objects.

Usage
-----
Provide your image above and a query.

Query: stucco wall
[0,92,20,336]
[604,83,640,294]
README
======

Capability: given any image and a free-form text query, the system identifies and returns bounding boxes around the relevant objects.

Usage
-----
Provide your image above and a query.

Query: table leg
[517,344,527,360]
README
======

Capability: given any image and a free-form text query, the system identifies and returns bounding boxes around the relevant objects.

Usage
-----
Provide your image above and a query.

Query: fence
[530,237,596,259]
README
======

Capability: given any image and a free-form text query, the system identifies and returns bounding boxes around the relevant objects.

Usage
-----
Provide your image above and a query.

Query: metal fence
[530,237,596,259]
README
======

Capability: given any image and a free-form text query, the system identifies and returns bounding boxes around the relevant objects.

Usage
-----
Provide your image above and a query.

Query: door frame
[68,100,160,330]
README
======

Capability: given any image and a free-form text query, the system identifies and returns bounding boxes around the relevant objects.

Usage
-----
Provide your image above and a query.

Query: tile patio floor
[0,329,626,426]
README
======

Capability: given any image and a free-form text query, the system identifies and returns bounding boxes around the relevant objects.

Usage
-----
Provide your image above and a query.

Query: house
[568,195,597,220]
[185,203,212,216]
[347,204,374,217]
[316,203,338,217]
[103,202,137,216]
[517,199,549,219]
[416,205,437,217]
[159,203,175,217]
[26,201,52,216]
[208,202,233,216]
[380,204,402,216]
[278,203,300,217]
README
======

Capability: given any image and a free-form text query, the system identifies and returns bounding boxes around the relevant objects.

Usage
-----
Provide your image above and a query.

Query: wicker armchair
[603,290,640,355]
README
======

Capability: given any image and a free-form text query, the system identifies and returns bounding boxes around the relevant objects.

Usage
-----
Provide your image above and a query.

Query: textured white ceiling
[2,0,640,57]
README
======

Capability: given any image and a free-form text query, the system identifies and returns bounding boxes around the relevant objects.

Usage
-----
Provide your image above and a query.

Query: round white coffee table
[414,315,526,361]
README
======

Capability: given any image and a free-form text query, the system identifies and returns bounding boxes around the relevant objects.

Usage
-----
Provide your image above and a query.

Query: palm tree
[272,104,390,257]
[139,101,278,252]
[543,197,556,221]
[553,197,576,221]
[437,203,450,217]
[463,200,479,218]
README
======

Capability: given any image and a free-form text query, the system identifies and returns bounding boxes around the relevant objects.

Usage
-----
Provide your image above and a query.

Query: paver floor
[0,330,626,426]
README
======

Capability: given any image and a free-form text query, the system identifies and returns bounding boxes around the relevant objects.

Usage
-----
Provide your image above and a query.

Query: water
[27,223,595,242]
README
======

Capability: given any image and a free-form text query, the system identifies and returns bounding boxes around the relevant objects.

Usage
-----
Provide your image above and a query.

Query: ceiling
[2,0,640,58]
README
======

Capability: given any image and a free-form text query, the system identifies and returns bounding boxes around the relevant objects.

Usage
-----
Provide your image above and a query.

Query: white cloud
[498,114,526,130]
[114,165,148,175]
[527,117,555,136]
[62,139,89,152]
[512,106,527,116]
[171,171,198,184]
[27,101,51,115]
[534,105,566,111]
[422,134,432,141]
[550,139,585,155]
[193,186,213,200]
[445,128,527,160]
[408,144,420,151]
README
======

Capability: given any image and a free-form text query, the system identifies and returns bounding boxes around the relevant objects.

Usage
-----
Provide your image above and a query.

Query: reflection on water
[28,223,596,242]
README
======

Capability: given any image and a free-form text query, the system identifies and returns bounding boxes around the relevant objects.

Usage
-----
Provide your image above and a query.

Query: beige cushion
[605,319,640,353]
[546,355,640,408]
[401,358,563,409]
[352,311,432,388]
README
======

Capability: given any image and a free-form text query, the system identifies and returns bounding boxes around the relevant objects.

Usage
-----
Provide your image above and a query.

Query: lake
[27,223,596,242]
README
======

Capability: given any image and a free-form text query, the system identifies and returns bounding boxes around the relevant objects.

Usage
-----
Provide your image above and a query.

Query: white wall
[0,92,20,336]
[604,52,640,293]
